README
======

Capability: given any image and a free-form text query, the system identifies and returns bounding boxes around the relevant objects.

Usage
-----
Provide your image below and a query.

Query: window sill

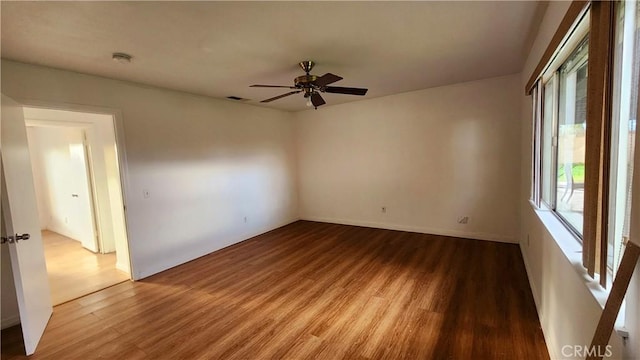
[528,201,626,328]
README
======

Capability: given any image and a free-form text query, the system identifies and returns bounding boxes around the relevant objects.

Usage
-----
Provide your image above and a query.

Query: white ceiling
[1,1,540,112]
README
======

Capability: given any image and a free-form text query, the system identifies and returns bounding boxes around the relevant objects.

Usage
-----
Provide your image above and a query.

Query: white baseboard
[519,242,557,360]
[134,217,301,280]
[46,224,76,241]
[519,243,541,308]
[300,216,517,244]
[1,314,20,330]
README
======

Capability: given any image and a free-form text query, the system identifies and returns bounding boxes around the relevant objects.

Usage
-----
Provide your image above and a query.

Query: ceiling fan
[250,61,368,109]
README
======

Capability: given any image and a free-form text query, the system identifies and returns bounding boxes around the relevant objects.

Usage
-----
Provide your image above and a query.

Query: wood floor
[42,231,129,305]
[1,221,548,359]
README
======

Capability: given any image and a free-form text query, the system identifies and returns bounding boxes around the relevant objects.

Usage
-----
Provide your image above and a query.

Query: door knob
[15,233,30,241]
[1,234,30,244]
[1,235,15,244]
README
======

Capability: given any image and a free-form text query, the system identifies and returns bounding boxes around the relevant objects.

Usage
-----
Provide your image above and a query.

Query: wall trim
[519,242,557,360]
[519,243,541,308]
[301,216,517,244]
[135,217,301,279]
[46,224,79,246]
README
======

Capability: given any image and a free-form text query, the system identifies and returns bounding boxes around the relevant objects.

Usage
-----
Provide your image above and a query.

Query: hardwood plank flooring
[1,221,548,359]
[42,231,129,305]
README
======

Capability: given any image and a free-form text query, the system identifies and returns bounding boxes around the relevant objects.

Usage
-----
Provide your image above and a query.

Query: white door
[68,129,99,252]
[1,94,53,355]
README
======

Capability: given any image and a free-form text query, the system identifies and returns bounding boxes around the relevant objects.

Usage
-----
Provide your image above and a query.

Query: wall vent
[226,96,248,101]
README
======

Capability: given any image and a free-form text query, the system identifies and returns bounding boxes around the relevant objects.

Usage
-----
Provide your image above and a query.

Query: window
[528,1,640,287]
[556,38,588,235]
[608,0,639,279]
[539,37,589,236]
[541,77,556,206]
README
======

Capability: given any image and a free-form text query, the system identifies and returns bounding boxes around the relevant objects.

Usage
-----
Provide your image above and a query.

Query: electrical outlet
[381,206,387,213]
[244,216,248,223]
[457,216,469,224]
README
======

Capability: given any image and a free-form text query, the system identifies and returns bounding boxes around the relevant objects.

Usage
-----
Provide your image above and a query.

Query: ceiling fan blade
[314,73,343,87]
[260,90,302,103]
[311,92,326,107]
[251,84,297,89]
[324,86,368,96]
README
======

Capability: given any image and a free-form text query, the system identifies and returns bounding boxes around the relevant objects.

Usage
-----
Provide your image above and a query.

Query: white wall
[295,74,522,243]
[519,2,638,359]
[27,126,97,252]
[26,128,51,229]
[1,60,299,281]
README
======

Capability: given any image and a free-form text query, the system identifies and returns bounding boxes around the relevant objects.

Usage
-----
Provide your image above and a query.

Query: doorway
[23,107,131,305]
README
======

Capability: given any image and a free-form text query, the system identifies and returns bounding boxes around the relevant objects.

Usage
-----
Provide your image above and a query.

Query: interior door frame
[82,127,103,254]
[27,122,102,254]
[16,99,137,278]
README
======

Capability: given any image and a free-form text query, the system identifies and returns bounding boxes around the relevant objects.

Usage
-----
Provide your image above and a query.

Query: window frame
[540,74,559,211]
[535,21,591,243]
[528,0,620,288]
[555,40,589,238]
[606,0,639,283]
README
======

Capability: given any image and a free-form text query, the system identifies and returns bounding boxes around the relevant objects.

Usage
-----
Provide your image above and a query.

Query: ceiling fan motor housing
[295,75,318,88]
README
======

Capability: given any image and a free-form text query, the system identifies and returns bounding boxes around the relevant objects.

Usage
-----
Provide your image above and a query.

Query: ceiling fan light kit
[250,60,368,109]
